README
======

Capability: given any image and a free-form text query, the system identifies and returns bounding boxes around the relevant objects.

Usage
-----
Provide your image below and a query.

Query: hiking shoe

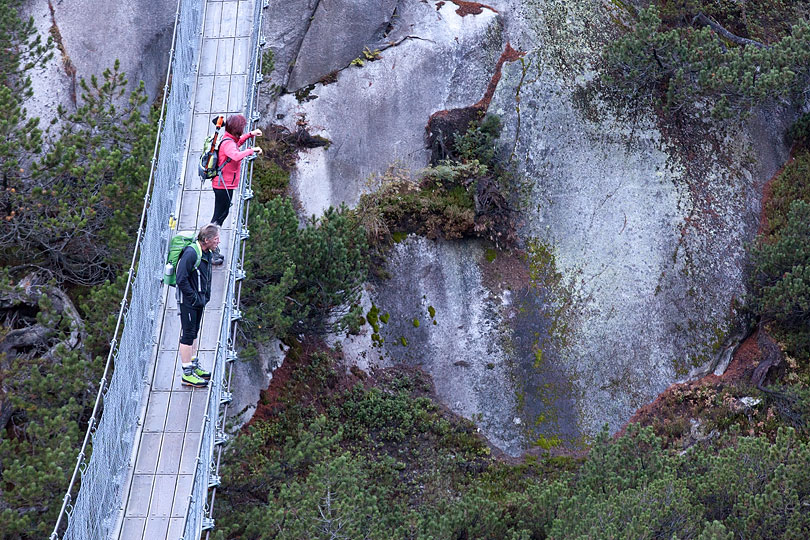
[181,371,208,388]
[211,252,225,266]
[191,357,211,380]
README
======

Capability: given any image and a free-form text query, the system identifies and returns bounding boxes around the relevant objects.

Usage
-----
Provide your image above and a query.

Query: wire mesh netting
[51,0,205,537]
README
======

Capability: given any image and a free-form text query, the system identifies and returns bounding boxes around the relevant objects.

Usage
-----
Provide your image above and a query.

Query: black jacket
[175,243,213,308]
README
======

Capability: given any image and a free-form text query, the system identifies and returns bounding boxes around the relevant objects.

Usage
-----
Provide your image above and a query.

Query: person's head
[198,224,220,252]
[225,114,247,138]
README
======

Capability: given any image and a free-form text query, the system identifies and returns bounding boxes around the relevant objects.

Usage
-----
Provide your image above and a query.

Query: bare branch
[692,12,767,49]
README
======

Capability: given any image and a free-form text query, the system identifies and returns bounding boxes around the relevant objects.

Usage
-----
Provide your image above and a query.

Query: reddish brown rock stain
[449,0,497,17]
[427,43,525,132]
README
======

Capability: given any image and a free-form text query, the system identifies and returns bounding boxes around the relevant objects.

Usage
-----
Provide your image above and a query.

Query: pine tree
[750,199,810,355]
[0,6,157,533]
[1,61,155,285]
[696,521,734,540]
[0,281,97,538]
[0,0,51,243]
[605,5,810,118]
[688,428,810,539]
[548,424,703,539]
[244,197,369,337]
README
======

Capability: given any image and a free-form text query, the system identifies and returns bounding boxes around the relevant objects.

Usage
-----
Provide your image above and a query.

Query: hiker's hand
[191,293,205,308]
[253,146,263,155]
[250,129,262,137]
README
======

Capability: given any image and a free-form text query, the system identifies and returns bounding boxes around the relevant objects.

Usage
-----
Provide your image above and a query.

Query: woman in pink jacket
[211,114,262,264]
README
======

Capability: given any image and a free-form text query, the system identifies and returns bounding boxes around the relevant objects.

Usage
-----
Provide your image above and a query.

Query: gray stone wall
[25,0,176,123]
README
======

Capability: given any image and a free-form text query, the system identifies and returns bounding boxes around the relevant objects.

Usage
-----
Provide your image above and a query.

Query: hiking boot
[211,251,225,266]
[181,371,208,388]
[191,357,211,380]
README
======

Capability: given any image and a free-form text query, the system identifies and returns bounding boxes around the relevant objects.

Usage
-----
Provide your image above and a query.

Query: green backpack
[163,232,202,286]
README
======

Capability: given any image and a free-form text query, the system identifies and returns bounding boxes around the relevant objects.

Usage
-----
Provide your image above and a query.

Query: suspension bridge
[50,0,267,538]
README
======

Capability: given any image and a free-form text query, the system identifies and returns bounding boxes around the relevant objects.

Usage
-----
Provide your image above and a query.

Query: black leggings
[212,187,234,226]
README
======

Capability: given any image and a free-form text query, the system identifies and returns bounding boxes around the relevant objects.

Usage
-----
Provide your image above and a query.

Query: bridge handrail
[180,0,267,537]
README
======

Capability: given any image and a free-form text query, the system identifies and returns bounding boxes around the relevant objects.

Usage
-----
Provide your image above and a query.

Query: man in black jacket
[176,224,220,387]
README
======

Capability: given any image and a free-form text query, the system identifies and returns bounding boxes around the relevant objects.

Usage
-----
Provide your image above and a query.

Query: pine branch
[692,12,767,49]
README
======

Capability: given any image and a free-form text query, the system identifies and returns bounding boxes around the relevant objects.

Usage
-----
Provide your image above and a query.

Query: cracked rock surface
[263,0,322,90]
[273,0,535,453]
[286,0,400,91]
[25,0,175,123]
[490,0,792,435]
[372,237,523,454]
[274,0,793,452]
[276,0,503,213]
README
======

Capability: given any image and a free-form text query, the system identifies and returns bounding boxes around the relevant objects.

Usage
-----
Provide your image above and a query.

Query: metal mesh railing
[50,0,204,537]
[181,0,266,537]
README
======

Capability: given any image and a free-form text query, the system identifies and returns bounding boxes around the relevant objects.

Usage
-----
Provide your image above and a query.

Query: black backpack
[198,115,231,181]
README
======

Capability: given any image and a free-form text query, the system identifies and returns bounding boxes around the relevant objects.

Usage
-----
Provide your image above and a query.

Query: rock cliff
[265,0,791,454]
[25,0,176,123]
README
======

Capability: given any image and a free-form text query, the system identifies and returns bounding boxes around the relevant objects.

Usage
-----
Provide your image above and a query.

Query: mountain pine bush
[750,199,810,356]
[243,197,369,337]
[604,4,810,118]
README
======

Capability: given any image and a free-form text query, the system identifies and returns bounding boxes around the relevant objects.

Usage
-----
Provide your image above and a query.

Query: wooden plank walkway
[115,1,256,538]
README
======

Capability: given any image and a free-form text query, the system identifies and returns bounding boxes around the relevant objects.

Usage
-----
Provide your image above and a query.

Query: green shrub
[688,428,810,538]
[2,62,155,285]
[216,352,494,539]
[454,113,502,167]
[250,127,297,203]
[0,4,156,529]
[243,198,369,337]
[604,5,810,118]
[657,1,802,44]
[788,112,810,148]
[764,151,810,236]
[251,156,289,202]
[220,368,810,540]
[0,278,100,538]
[750,199,810,356]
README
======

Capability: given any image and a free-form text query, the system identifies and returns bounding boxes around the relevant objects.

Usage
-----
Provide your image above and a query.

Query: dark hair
[198,223,220,243]
[225,114,247,138]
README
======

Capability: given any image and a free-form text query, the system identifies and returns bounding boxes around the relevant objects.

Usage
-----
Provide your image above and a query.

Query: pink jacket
[214,131,255,189]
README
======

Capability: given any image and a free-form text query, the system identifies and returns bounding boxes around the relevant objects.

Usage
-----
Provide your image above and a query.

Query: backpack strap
[191,241,203,269]
[213,135,235,189]
[215,156,232,189]
[182,242,203,270]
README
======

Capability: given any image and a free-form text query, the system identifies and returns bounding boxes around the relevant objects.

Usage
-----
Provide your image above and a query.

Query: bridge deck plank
[120,518,146,540]
[116,0,256,537]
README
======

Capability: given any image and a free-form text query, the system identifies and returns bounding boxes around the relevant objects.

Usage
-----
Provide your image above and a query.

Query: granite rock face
[489,0,792,435]
[25,0,176,122]
[275,0,504,215]
[286,0,400,91]
[370,237,524,454]
[273,0,582,453]
[272,0,531,451]
[263,0,320,90]
[273,0,791,453]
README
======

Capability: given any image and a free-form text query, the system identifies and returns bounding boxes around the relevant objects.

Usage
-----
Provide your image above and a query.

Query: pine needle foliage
[243,198,369,337]
[604,4,810,118]
[749,145,810,359]
[0,0,52,190]
[750,199,810,356]
[0,274,99,538]
[0,4,158,535]
[217,346,810,539]
[1,62,156,285]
